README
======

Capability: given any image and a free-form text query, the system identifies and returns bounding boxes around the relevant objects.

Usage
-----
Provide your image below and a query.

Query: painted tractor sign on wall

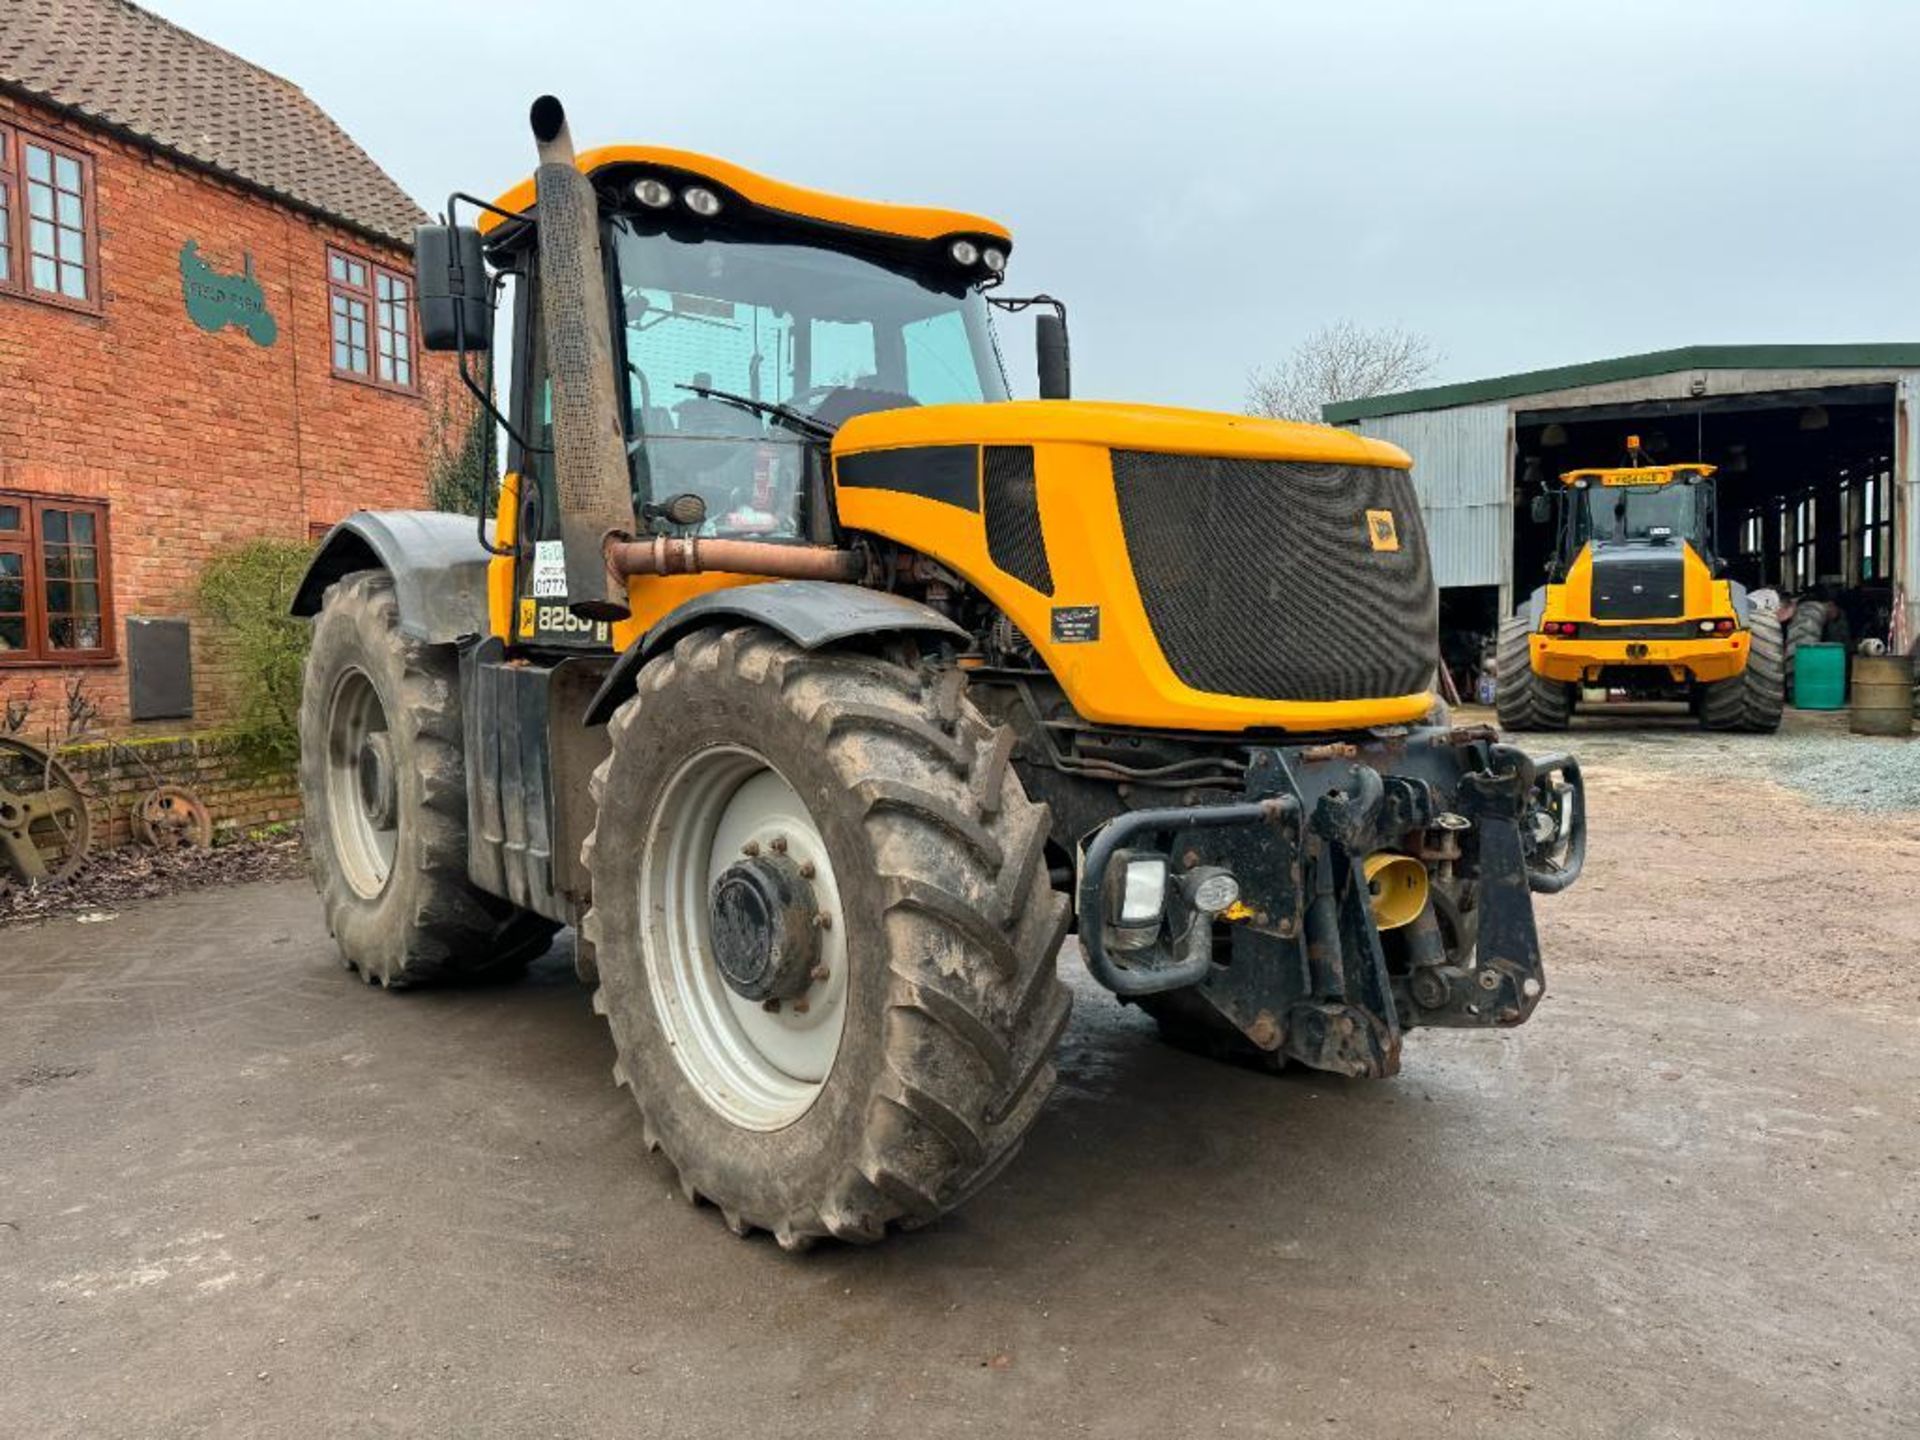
[179,241,277,346]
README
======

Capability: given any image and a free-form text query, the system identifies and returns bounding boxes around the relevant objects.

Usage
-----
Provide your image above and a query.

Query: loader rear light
[1698,618,1736,634]
[1542,621,1578,637]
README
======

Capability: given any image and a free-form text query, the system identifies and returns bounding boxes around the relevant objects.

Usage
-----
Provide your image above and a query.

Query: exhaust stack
[529,95,635,620]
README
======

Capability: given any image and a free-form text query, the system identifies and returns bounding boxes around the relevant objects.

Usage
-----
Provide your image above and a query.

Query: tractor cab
[1557,460,1717,570]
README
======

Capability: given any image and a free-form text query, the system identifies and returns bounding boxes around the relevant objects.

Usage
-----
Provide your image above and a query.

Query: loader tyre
[1494,614,1571,731]
[1699,609,1785,733]
[581,626,1071,1249]
[299,571,559,986]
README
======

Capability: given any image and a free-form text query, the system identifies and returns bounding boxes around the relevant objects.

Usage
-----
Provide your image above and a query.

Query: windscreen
[612,221,1008,539]
[1580,482,1707,550]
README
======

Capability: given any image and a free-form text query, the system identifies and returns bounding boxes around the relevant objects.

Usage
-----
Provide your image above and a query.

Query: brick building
[0,0,451,741]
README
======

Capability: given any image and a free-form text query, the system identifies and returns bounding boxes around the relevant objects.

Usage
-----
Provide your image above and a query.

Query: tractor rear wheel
[581,626,1071,1248]
[1699,609,1785,733]
[1494,614,1571,731]
[299,572,559,986]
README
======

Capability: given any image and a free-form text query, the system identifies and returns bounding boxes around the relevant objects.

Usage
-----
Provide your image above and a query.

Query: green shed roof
[1321,343,1920,424]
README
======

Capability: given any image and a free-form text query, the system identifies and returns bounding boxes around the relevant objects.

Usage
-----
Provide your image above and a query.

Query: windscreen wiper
[674,382,836,442]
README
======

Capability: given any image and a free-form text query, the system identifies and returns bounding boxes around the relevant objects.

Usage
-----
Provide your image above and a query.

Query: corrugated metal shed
[1352,404,1509,589]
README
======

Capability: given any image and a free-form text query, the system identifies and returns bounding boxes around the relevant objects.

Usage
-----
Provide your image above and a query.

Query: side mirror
[1036,311,1071,400]
[1529,493,1554,525]
[415,224,492,353]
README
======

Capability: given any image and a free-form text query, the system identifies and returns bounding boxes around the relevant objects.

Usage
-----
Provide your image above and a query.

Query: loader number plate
[1051,605,1100,643]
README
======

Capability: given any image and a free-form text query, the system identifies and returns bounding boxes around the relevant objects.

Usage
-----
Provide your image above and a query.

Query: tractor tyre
[1700,609,1785,733]
[1784,602,1827,694]
[299,572,560,986]
[1494,614,1571,731]
[580,625,1071,1249]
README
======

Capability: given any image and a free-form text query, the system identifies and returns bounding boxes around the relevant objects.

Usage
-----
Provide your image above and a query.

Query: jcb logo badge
[518,598,537,637]
[1365,509,1400,553]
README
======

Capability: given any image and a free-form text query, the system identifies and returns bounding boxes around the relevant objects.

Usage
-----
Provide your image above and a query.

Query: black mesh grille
[1589,553,1685,620]
[982,446,1053,595]
[1111,451,1436,703]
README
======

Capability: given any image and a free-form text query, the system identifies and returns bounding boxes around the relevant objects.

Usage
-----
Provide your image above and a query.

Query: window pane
[57,226,83,263]
[0,504,19,532]
[28,182,52,220]
[0,615,24,652]
[46,580,70,612]
[69,512,94,544]
[54,154,80,191]
[60,263,86,300]
[70,547,98,580]
[30,255,54,291]
[30,217,53,254]
[71,616,101,650]
[349,260,366,286]
[55,190,80,227]
[0,181,10,283]
[24,144,50,183]
[330,254,347,282]
[70,581,100,617]
[47,615,74,649]
[42,509,68,543]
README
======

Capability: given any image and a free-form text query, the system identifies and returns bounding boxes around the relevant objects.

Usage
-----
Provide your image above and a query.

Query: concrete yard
[3,716,1918,1438]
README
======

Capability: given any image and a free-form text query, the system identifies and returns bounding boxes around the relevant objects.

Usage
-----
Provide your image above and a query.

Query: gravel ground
[1463,702,1920,812]
[2,730,1917,1437]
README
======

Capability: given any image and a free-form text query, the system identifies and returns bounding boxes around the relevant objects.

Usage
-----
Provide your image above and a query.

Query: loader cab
[1559,463,1718,570]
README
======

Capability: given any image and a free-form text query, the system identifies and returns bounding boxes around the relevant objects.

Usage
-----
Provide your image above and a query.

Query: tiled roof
[0,0,425,245]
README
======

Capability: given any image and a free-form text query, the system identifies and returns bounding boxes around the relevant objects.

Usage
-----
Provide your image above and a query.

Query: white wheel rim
[639,745,849,1131]
[324,666,396,899]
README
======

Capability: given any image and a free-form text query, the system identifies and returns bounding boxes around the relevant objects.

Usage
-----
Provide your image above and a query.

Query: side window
[329,248,417,393]
[0,493,113,663]
[903,310,986,405]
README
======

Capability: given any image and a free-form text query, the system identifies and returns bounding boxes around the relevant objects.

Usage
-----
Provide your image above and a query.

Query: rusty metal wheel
[133,784,213,851]
[0,736,94,894]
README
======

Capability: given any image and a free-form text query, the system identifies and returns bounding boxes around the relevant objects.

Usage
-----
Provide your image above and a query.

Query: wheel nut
[799,860,815,879]
[770,836,788,854]
[813,912,833,931]
[742,841,760,857]
[761,998,781,1013]
[792,999,811,1014]
[810,964,830,983]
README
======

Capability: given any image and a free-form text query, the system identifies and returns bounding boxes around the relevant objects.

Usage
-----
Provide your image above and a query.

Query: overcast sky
[150,0,1920,409]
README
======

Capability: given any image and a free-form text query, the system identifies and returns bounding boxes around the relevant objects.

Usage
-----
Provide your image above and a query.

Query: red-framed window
[0,121,100,312]
[0,492,114,665]
[328,247,416,392]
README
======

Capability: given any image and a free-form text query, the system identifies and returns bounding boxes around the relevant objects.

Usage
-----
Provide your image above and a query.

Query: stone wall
[53,731,299,851]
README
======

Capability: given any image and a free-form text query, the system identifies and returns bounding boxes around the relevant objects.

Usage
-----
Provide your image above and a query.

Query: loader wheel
[1699,609,1785,733]
[299,572,560,986]
[1494,614,1571,731]
[581,626,1071,1249]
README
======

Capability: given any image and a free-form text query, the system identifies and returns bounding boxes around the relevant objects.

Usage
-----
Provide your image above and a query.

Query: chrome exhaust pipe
[529,95,635,620]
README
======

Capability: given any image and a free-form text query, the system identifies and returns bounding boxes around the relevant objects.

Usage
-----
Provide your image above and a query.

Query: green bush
[197,540,314,767]
[427,388,495,518]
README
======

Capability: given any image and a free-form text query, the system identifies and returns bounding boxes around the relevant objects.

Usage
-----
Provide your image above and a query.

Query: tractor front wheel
[581,626,1071,1248]
[298,572,559,986]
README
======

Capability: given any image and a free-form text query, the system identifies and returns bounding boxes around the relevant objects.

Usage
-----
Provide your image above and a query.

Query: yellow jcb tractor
[291,96,1584,1247]
[1499,442,1784,732]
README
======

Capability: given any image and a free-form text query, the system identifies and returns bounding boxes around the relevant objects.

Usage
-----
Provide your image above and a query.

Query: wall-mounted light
[1799,405,1829,431]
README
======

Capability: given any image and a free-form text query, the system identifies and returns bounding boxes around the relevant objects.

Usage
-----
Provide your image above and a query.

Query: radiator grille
[1590,552,1685,620]
[983,446,1053,595]
[1111,451,1436,703]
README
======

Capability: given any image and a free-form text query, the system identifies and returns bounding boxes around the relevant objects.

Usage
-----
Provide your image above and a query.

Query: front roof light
[633,177,673,209]
[683,186,722,217]
[982,246,1006,273]
[949,238,980,266]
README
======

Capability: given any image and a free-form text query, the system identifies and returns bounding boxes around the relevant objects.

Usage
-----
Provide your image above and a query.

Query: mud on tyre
[299,571,559,986]
[581,625,1071,1249]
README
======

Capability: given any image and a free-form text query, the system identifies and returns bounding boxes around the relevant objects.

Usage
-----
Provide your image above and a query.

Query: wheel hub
[358,732,397,831]
[708,852,819,1002]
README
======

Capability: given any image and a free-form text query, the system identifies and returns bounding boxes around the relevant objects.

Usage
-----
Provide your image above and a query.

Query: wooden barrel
[1850,654,1915,737]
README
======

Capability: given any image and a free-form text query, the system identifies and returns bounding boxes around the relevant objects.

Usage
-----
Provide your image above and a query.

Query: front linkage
[1077,726,1584,1077]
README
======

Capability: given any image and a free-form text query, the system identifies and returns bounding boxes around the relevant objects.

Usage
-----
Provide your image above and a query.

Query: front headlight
[949,238,980,267]
[1120,857,1168,924]
[683,186,722,217]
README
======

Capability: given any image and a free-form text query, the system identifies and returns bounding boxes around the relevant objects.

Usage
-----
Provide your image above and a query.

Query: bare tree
[1245,321,1440,423]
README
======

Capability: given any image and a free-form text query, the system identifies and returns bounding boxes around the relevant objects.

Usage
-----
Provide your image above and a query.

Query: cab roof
[1560,462,1716,487]
[482,143,1013,248]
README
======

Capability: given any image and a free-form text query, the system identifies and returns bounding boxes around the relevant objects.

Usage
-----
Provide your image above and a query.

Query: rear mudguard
[1076,726,1583,1078]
